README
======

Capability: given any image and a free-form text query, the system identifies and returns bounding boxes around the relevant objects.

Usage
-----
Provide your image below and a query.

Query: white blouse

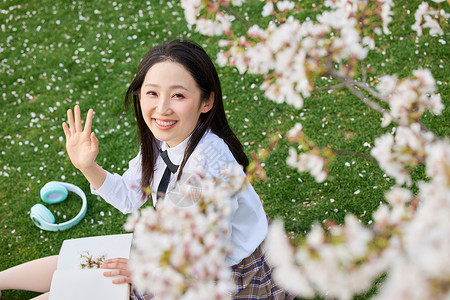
[92,130,268,265]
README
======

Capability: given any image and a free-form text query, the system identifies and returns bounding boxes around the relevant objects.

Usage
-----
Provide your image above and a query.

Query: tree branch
[326,64,441,141]
[327,65,388,115]
[313,83,346,92]
[219,4,251,29]
[351,79,385,102]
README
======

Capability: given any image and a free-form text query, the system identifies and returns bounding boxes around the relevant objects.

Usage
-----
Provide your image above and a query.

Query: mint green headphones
[30,181,87,231]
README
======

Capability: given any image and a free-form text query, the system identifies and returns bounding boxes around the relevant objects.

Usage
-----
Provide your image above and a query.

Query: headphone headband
[30,181,87,231]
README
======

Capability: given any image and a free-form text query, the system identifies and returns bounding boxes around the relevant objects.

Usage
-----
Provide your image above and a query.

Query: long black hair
[125,39,248,195]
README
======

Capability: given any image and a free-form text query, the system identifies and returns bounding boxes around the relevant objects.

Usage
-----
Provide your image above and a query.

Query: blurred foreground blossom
[126,166,248,300]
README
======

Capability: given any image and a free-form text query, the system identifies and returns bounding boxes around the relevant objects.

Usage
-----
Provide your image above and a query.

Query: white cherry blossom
[171,1,450,299]
[126,167,247,299]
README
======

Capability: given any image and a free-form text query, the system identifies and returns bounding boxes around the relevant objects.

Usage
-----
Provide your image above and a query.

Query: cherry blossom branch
[313,83,346,92]
[351,79,386,102]
[219,4,250,28]
[327,65,388,115]
[162,2,450,298]
[327,64,440,141]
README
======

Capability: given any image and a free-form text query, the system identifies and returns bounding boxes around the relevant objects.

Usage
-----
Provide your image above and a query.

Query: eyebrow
[143,83,190,92]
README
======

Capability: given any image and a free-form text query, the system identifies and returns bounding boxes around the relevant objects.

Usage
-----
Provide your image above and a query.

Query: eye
[146,91,157,96]
[172,93,185,99]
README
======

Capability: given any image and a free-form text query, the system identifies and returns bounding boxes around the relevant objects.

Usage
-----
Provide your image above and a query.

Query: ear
[201,92,214,113]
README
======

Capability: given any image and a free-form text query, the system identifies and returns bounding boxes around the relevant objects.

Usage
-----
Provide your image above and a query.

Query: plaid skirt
[130,243,295,300]
[231,244,295,299]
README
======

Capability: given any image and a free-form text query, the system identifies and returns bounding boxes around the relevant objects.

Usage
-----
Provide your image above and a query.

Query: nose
[156,94,171,115]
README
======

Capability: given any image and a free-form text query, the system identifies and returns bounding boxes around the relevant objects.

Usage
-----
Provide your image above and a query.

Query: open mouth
[153,118,178,129]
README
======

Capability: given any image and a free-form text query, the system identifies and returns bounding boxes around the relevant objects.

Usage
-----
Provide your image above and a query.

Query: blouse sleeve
[91,152,146,214]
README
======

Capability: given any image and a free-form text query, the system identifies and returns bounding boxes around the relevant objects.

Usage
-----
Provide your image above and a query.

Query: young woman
[0,40,294,300]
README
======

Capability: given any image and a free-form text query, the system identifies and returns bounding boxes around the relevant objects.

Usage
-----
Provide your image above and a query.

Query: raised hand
[62,105,99,172]
[101,257,132,284]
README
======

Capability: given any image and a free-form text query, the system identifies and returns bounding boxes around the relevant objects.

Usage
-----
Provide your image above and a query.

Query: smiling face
[139,61,213,148]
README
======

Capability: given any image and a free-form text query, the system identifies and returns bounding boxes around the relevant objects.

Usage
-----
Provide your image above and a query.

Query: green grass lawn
[0,0,448,299]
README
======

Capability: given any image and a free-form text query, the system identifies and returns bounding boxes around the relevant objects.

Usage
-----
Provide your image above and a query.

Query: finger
[101,258,128,269]
[102,269,132,284]
[67,108,75,133]
[102,270,119,277]
[91,132,99,148]
[112,277,131,284]
[83,109,94,134]
[62,122,71,139]
[103,257,129,264]
[74,105,83,132]
[102,269,130,277]
[103,271,132,284]
[101,261,128,270]
[100,257,129,271]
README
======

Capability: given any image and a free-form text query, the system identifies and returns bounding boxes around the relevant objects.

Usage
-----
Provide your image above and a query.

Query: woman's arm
[0,255,58,293]
[62,105,106,190]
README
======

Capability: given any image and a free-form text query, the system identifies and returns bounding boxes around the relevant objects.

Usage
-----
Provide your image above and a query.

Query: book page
[49,234,133,300]
[56,233,133,270]
[49,269,130,300]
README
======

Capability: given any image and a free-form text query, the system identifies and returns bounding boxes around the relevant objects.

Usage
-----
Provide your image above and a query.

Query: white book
[49,233,133,300]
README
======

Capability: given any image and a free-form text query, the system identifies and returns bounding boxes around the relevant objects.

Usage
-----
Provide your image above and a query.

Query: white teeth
[155,119,177,126]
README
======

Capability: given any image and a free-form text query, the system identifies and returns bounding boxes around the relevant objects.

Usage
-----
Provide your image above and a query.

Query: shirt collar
[159,135,191,166]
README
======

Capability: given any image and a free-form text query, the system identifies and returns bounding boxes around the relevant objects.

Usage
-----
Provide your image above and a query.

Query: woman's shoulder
[195,130,234,159]
[188,130,239,176]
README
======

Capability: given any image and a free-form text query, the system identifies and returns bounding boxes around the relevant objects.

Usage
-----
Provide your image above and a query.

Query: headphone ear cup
[40,182,68,204]
[30,204,55,228]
